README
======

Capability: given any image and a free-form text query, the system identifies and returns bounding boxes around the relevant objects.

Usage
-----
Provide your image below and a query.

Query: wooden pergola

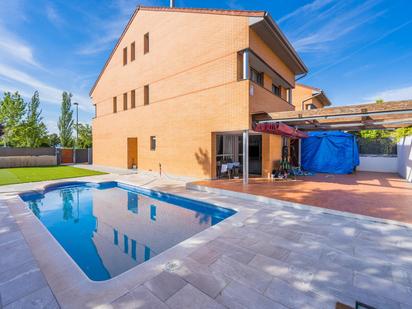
[260,100,412,131]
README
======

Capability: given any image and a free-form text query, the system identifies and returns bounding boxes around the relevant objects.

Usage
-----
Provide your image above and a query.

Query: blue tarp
[301,131,359,174]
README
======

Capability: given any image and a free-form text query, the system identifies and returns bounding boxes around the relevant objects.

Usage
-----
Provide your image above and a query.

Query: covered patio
[205,100,412,223]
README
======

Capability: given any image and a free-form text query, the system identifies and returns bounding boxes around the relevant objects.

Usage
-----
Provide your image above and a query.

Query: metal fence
[0,147,56,157]
[358,138,397,156]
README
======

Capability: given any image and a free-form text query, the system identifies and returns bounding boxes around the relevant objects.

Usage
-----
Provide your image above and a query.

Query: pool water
[20,182,235,281]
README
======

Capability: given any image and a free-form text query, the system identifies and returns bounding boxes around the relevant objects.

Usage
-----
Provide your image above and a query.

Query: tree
[47,133,60,147]
[57,92,74,147]
[77,123,92,148]
[0,92,26,147]
[23,91,48,147]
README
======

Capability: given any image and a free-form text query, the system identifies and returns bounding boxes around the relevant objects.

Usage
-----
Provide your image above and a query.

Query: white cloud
[76,0,160,55]
[0,64,92,112]
[46,5,64,27]
[291,0,384,52]
[0,24,39,67]
[278,0,333,24]
[365,85,412,102]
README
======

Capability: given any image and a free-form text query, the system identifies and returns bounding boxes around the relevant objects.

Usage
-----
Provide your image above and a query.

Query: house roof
[89,6,307,97]
[296,83,332,107]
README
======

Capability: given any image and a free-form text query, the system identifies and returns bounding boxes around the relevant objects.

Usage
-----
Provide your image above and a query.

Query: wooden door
[127,138,138,169]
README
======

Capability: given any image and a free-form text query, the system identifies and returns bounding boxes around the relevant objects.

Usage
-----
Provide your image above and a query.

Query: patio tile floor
[1,170,412,308]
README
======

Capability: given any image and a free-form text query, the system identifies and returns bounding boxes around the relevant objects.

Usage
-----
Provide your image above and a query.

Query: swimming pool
[20,181,235,281]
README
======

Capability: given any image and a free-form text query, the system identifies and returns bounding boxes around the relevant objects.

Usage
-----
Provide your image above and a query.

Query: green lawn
[0,166,107,186]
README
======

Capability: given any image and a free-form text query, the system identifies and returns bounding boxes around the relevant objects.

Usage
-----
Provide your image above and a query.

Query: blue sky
[1,0,411,133]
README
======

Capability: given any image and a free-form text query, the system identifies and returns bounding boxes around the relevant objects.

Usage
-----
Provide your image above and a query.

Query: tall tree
[23,91,48,147]
[46,133,60,147]
[77,124,92,148]
[58,92,74,147]
[0,92,26,147]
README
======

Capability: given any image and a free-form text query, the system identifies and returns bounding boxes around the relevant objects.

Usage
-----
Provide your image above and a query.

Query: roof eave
[263,13,308,75]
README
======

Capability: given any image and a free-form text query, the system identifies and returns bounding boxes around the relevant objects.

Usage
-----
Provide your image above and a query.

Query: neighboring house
[292,83,332,110]
[90,6,307,179]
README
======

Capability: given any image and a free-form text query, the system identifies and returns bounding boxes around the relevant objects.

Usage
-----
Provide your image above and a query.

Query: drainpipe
[242,130,249,184]
[243,50,249,80]
[170,0,175,8]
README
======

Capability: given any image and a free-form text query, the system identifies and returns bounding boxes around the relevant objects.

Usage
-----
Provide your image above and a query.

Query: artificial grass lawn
[0,166,107,186]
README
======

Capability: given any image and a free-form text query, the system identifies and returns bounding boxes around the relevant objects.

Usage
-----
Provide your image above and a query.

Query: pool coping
[3,177,258,308]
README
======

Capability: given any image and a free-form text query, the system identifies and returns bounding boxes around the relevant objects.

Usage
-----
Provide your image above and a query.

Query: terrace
[1,169,412,308]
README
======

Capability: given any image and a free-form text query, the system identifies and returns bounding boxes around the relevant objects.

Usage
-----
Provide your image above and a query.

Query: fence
[0,147,57,168]
[1,147,92,168]
[0,147,56,157]
[358,138,397,156]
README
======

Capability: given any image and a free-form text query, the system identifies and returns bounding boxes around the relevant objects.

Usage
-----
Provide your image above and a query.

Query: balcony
[249,81,294,114]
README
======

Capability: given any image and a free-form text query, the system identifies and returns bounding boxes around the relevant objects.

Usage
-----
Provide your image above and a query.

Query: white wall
[397,136,412,183]
[358,155,398,173]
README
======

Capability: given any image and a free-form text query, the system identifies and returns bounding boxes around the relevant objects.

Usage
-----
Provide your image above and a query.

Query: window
[113,97,117,113]
[123,235,129,254]
[131,42,135,61]
[144,33,149,54]
[272,84,281,97]
[123,47,127,65]
[123,92,128,110]
[131,90,136,108]
[144,85,149,105]
[150,204,156,221]
[250,68,263,86]
[306,104,317,110]
[150,136,156,151]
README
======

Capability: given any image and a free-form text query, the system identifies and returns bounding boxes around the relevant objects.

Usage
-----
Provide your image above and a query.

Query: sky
[1,0,412,133]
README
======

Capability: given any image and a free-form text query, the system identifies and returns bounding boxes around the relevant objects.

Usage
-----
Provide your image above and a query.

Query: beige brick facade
[91,7,307,179]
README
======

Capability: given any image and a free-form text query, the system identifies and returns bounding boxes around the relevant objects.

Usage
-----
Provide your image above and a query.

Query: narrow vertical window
[113,97,117,113]
[131,90,136,108]
[131,42,135,61]
[150,136,156,151]
[124,235,129,254]
[144,33,149,54]
[150,204,156,221]
[123,47,127,65]
[131,240,137,260]
[144,246,151,261]
[144,85,149,105]
[123,92,128,110]
[113,229,118,245]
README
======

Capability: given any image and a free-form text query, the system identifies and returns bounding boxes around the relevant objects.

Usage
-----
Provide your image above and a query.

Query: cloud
[46,5,64,27]
[290,0,384,52]
[0,24,39,67]
[76,0,160,56]
[365,85,412,102]
[278,0,333,24]
[0,64,92,112]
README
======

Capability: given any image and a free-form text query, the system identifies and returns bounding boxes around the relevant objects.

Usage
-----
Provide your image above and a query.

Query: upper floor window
[150,136,156,151]
[131,90,136,108]
[250,68,263,86]
[306,104,317,110]
[272,84,281,97]
[113,97,117,113]
[131,42,135,61]
[123,47,127,65]
[144,33,149,54]
[123,93,128,110]
[144,85,149,105]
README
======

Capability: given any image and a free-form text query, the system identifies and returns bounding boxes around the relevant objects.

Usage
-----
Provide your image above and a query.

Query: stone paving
[1,170,412,308]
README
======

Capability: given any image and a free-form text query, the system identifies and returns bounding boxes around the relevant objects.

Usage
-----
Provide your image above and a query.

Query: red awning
[253,122,308,138]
